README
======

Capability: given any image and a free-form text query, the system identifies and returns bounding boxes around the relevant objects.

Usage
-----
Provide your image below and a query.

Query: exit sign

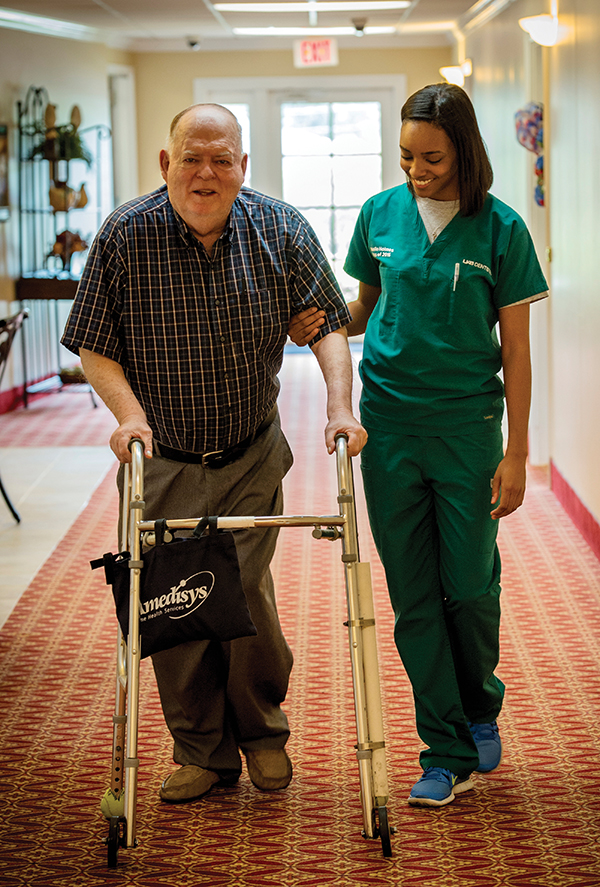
[293,38,339,68]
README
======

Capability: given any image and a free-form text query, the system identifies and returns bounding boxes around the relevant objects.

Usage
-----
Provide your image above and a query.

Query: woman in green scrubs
[290,84,548,807]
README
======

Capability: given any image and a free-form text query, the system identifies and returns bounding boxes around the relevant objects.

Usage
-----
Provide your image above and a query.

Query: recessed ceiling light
[233,25,397,34]
[216,1,410,11]
[0,7,97,39]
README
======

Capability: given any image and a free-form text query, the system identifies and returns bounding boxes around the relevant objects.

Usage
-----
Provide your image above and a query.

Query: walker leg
[111,636,127,796]
[101,442,145,865]
[374,805,392,858]
[335,435,393,858]
[106,815,127,868]
[122,440,145,851]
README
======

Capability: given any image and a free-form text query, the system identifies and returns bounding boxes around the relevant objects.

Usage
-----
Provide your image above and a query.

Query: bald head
[167,103,243,155]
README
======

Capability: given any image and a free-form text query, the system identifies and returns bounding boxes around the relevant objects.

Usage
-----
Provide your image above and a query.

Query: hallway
[1,351,599,885]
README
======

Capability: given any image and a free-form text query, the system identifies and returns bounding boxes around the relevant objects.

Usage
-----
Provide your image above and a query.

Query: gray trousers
[118,417,294,780]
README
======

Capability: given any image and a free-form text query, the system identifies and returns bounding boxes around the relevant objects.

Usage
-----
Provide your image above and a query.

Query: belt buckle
[201,449,223,468]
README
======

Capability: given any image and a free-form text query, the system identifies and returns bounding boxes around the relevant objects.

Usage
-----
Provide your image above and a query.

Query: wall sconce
[439,59,472,88]
[518,14,559,46]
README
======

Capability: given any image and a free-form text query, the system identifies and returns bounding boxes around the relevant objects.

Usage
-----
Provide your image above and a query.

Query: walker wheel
[106,815,127,868]
[375,805,393,858]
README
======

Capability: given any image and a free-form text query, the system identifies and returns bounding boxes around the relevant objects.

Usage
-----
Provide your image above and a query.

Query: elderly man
[62,103,366,803]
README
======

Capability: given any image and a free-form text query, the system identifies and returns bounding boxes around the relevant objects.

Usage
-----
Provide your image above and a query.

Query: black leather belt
[155,407,277,469]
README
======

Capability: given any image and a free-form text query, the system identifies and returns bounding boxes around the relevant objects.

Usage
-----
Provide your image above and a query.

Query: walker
[102,434,393,867]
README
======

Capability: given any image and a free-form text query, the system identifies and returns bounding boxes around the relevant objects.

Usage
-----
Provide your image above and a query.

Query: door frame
[193,74,407,198]
[108,64,140,207]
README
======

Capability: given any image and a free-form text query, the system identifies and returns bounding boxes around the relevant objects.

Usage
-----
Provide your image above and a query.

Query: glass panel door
[220,102,252,185]
[280,101,382,298]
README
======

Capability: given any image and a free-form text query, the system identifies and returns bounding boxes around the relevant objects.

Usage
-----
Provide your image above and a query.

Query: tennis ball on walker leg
[100,788,125,819]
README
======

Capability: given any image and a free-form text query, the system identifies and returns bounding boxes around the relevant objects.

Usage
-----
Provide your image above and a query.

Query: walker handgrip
[335,433,349,465]
[335,434,350,486]
[128,437,145,453]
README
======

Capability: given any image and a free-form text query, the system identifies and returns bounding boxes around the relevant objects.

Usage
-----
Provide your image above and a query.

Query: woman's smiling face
[400,120,459,202]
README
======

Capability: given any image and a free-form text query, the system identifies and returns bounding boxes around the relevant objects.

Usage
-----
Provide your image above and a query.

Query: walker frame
[104,434,393,866]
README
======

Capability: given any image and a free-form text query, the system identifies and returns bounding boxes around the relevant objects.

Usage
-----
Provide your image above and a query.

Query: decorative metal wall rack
[15,85,111,400]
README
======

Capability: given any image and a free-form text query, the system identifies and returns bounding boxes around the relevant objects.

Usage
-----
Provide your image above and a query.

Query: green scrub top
[344,184,549,436]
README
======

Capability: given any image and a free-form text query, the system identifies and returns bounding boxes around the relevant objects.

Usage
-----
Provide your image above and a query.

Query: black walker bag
[92,518,257,659]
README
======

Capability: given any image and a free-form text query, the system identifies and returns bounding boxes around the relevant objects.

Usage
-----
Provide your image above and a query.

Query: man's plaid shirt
[61,185,351,453]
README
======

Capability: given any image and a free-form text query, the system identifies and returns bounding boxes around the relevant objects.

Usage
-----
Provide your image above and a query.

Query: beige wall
[133,47,451,195]
[465,0,551,472]
[466,0,600,524]
[548,0,600,520]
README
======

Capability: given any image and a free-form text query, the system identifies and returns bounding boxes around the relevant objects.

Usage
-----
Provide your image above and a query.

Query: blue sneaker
[470,721,502,772]
[408,767,474,807]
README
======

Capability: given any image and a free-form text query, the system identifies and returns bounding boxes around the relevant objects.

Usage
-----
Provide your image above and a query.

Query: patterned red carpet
[0,389,116,446]
[1,353,600,886]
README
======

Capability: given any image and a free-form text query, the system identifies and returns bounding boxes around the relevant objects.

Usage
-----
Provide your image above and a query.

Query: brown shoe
[244,749,293,791]
[159,765,220,803]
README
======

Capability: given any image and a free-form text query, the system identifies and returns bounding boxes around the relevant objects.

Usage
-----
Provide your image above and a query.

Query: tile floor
[0,445,116,628]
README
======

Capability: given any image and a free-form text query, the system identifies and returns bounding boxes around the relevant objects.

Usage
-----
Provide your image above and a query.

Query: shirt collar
[171,199,236,250]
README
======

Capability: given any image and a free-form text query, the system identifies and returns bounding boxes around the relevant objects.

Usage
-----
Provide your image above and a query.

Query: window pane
[281,103,331,156]
[331,103,382,154]
[279,98,383,302]
[282,155,332,206]
[333,207,361,260]
[333,262,359,301]
[300,207,332,255]
[222,103,250,153]
[332,155,382,206]
[222,102,251,185]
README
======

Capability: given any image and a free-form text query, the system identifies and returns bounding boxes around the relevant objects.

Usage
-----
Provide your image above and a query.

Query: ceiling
[0,0,514,51]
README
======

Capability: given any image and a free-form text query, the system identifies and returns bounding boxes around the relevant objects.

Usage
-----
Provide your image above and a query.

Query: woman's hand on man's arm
[287,281,381,346]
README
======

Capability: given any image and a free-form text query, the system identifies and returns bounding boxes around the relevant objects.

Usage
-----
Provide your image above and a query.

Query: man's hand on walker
[287,307,326,346]
[325,410,368,457]
[110,417,153,463]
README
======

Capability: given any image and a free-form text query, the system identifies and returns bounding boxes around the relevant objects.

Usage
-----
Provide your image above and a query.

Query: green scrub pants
[360,427,506,777]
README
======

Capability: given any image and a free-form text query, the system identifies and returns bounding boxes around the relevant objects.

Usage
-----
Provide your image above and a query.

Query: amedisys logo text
[139,571,215,623]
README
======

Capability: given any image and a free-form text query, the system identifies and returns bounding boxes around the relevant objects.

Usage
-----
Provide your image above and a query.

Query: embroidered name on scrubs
[370,246,394,258]
[463,259,492,277]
